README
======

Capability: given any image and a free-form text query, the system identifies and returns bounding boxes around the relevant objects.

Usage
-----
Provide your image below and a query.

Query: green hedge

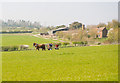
[1,46,19,51]
[0,31,33,34]
[62,42,70,46]
[72,41,88,46]
[53,42,62,46]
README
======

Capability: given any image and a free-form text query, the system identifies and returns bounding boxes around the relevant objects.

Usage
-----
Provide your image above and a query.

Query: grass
[95,38,108,43]
[1,34,57,48]
[2,45,118,81]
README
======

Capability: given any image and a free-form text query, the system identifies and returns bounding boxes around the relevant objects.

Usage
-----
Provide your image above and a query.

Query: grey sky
[1,2,118,26]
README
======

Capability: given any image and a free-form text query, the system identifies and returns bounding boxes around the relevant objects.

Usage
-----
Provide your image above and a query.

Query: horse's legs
[43,48,46,51]
[42,48,46,51]
[20,46,22,51]
[42,48,44,51]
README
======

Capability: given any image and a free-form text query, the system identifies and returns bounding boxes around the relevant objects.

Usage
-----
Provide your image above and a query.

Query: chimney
[82,24,85,30]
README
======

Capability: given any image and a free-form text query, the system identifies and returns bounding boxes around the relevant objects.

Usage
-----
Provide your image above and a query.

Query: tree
[56,25,66,29]
[107,28,118,43]
[106,19,118,30]
[71,30,88,42]
[97,23,106,28]
[56,31,64,38]
[2,19,42,29]
[69,22,82,29]
[88,29,98,38]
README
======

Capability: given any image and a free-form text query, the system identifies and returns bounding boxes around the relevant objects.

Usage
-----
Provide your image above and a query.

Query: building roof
[55,27,68,31]
[95,27,106,32]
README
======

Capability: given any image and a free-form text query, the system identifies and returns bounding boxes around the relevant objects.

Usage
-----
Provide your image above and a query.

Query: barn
[49,27,69,34]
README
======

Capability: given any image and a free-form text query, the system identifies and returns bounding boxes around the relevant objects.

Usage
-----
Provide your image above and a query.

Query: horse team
[33,43,59,51]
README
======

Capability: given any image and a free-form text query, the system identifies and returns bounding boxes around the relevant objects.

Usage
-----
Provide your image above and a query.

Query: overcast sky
[1,1,118,26]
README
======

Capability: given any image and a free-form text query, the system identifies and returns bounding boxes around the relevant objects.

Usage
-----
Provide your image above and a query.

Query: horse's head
[33,43,36,46]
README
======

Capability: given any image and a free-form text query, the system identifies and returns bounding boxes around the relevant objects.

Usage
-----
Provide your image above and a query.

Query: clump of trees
[97,23,106,28]
[56,31,65,38]
[1,19,42,29]
[104,19,119,44]
[69,22,82,29]
[56,25,66,29]
[106,28,119,44]
[106,20,119,30]
[71,30,88,41]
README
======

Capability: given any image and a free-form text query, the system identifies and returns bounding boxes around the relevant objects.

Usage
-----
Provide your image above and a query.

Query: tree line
[1,19,41,29]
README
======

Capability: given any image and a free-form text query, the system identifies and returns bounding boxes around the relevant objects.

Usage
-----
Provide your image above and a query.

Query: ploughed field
[1,34,118,81]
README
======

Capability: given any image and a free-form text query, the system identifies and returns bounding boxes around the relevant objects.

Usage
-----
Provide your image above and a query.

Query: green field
[1,34,118,81]
[1,34,56,48]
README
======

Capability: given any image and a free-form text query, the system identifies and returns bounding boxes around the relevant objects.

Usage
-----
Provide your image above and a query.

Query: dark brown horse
[33,43,46,51]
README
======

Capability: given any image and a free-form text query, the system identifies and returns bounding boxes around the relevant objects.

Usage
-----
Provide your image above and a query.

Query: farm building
[96,27,108,38]
[48,27,69,34]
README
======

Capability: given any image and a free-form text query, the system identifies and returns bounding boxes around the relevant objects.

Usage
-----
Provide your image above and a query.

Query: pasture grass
[0,52,2,82]
[2,45,118,81]
[1,34,57,48]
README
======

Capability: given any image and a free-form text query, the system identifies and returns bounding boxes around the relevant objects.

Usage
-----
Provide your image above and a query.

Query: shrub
[98,42,101,45]
[63,42,70,47]
[2,46,10,51]
[73,42,77,46]
[88,35,91,38]
[103,40,111,44]
[84,41,88,46]
[73,41,88,46]
[9,46,19,51]
[57,42,62,46]
[80,41,84,46]
[2,46,19,51]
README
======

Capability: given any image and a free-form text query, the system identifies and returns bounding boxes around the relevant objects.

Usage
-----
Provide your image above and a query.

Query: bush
[88,35,91,38]
[63,42,70,47]
[98,42,101,45]
[73,42,77,46]
[57,42,62,46]
[9,46,19,51]
[107,28,118,44]
[2,46,19,51]
[80,41,84,45]
[73,41,88,46]
[84,41,88,46]
[2,46,10,51]
[103,40,111,44]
